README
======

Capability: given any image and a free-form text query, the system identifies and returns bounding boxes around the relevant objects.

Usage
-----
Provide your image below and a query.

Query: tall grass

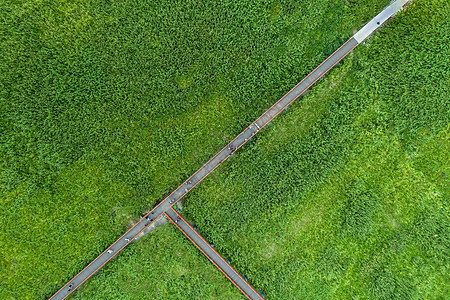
[2,0,446,299]
[184,0,449,298]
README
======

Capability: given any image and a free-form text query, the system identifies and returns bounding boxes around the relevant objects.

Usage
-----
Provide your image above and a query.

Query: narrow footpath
[165,208,264,300]
[49,1,411,299]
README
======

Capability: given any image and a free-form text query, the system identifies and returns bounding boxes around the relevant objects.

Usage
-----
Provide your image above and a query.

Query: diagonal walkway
[49,1,411,299]
[165,208,263,300]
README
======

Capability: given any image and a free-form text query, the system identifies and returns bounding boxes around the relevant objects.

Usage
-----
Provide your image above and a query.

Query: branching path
[49,1,411,299]
[165,208,264,300]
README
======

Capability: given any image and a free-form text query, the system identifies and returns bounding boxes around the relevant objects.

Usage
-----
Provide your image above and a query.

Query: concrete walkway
[165,208,263,300]
[49,1,411,299]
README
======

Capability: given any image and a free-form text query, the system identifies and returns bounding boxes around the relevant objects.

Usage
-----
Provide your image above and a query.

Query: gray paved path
[165,208,263,300]
[49,1,411,299]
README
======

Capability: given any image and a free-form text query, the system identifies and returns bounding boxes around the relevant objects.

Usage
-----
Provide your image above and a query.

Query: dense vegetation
[0,0,447,299]
[184,0,450,298]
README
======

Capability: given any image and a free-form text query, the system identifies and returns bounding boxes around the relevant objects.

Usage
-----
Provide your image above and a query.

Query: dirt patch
[262,242,278,260]
[175,200,183,211]
[126,217,141,230]
[134,214,168,241]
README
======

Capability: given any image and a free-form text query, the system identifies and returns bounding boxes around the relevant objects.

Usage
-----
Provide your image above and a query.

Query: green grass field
[0,0,448,299]
[69,224,245,300]
[184,0,450,298]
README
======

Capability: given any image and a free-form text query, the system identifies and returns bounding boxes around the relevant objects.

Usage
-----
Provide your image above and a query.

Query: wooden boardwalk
[165,208,263,300]
[49,1,411,299]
